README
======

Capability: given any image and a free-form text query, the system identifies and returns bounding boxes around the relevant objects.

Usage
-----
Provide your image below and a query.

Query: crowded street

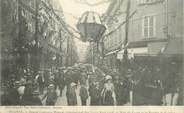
[1,0,183,106]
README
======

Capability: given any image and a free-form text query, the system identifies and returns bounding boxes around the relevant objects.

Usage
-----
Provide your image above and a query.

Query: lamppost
[77,11,106,69]
[33,0,40,76]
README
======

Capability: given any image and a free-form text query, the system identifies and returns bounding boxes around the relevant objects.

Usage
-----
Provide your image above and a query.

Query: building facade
[102,0,183,104]
[39,0,67,70]
[0,0,79,80]
[1,0,38,79]
[103,0,183,69]
[121,0,183,56]
[102,0,128,69]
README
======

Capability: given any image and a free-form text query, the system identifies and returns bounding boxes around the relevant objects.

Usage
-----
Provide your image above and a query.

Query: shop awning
[117,47,148,59]
[148,42,168,56]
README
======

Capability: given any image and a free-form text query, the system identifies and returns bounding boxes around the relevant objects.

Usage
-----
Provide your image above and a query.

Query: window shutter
[142,16,145,37]
[153,16,156,36]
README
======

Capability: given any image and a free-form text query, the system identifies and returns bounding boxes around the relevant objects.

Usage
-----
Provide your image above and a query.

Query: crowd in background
[1,62,182,106]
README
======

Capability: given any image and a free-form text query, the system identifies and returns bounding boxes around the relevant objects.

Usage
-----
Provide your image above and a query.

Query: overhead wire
[41,1,81,40]
[102,10,136,38]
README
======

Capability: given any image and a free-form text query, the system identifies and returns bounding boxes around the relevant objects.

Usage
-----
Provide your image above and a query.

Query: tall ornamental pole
[124,0,132,105]
[122,0,131,72]
[34,0,40,75]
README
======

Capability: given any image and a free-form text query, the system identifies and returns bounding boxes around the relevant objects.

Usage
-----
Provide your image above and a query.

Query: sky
[59,0,110,62]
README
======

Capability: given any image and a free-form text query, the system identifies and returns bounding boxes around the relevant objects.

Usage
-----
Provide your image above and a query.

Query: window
[142,16,156,38]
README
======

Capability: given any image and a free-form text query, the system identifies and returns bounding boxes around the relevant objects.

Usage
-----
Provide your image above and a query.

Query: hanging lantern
[77,11,106,42]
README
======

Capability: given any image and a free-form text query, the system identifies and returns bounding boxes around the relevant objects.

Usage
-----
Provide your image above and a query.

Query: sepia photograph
[0,0,183,106]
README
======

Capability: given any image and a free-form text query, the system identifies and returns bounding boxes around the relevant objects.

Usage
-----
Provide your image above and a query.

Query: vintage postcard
[0,0,184,111]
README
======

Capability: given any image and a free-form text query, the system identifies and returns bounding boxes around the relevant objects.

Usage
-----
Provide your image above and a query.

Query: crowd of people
[1,64,133,106]
[1,62,182,106]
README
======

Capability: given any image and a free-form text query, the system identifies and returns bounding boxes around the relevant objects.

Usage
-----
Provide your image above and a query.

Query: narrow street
[55,87,68,106]
[55,86,90,106]
[41,85,91,106]
[55,79,91,106]
[1,0,183,106]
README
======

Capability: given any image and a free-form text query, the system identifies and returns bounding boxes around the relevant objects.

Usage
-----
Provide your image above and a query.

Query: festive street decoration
[77,11,106,42]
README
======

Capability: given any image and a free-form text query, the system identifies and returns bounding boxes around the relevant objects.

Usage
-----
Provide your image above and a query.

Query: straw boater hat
[48,84,55,88]
[70,82,77,87]
[105,75,112,81]
[15,81,20,86]
[126,69,133,77]
[59,67,65,70]
[19,79,26,85]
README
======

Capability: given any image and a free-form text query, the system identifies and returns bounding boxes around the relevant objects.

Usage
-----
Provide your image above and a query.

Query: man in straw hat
[42,84,58,105]
[30,91,42,105]
[17,79,26,100]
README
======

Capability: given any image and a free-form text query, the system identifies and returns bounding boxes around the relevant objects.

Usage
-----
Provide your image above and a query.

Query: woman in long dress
[101,75,116,105]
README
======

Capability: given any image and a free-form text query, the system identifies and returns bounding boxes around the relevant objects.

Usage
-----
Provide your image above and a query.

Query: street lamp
[77,11,106,71]
[77,11,106,42]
